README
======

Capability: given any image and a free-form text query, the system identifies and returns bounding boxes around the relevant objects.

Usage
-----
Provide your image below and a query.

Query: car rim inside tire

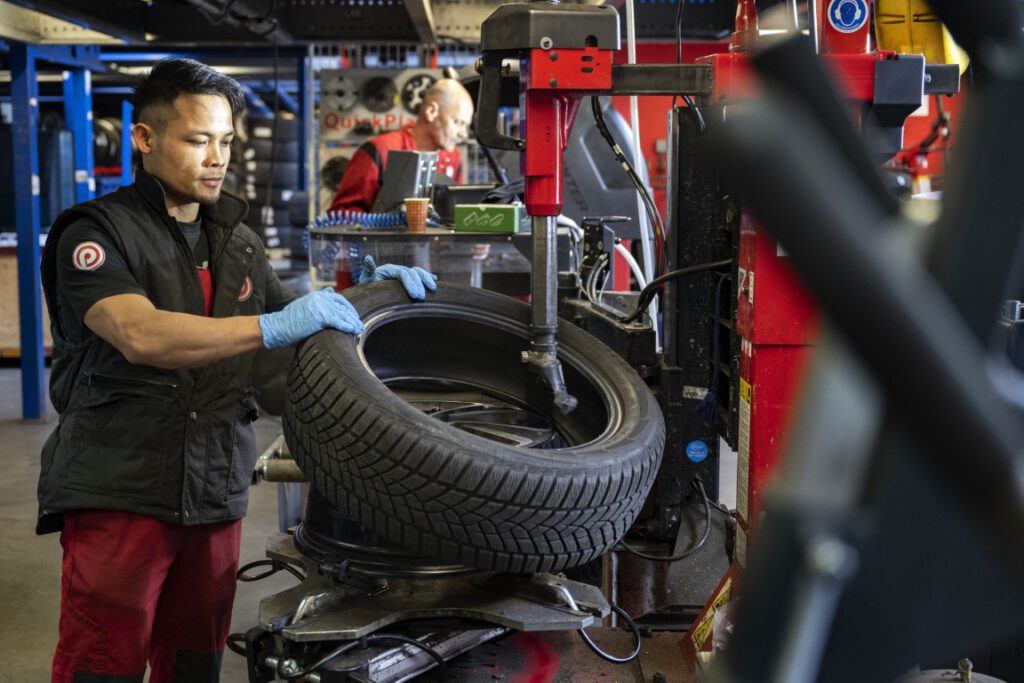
[358,306,617,450]
[387,379,565,449]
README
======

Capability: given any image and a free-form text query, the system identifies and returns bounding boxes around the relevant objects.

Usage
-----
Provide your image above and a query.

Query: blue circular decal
[686,440,709,463]
[827,0,868,34]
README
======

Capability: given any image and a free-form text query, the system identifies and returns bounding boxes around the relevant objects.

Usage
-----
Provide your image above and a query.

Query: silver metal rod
[531,215,558,344]
[524,215,577,413]
[810,0,820,52]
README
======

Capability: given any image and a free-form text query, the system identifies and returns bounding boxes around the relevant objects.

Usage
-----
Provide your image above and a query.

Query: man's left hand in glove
[358,255,438,301]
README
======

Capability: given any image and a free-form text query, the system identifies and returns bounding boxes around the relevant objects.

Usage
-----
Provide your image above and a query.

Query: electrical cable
[583,253,609,304]
[279,640,362,680]
[622,258,733,324]
[236,558,306,582]
[623,0,658,352]
[364,634,447,677]
[590,96,668,275]
[595,259,613,303]
[682,94,707,134]
[615,239,648,289]
[589,96,667,275]
[577,603,643,664]
[618,479,712,562]
[672,0,706,134]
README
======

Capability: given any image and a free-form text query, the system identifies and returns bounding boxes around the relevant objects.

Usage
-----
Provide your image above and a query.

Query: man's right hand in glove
[259,289,363,349]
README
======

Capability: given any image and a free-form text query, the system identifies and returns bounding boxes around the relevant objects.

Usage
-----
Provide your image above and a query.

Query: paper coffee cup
[404,197,430,232]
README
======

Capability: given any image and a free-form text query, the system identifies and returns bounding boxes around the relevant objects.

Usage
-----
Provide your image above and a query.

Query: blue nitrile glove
[357,255,438,301]
[258,289,364,349]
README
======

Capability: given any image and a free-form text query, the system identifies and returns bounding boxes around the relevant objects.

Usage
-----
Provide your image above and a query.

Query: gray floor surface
[0,365,738,682]
[0,367,294,682]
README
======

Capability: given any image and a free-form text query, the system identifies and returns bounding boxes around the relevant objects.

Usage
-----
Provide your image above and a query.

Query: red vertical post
[730,0,758,53]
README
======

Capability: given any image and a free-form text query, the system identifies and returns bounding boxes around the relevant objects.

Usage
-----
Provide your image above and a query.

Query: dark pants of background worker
[50,510,242,683]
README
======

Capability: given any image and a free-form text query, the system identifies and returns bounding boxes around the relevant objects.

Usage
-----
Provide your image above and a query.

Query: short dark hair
[132,58,245,128]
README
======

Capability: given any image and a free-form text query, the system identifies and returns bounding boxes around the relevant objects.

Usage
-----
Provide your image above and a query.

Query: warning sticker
[737,379,751,523]
[691,576,733,650]
[827,0,868,34]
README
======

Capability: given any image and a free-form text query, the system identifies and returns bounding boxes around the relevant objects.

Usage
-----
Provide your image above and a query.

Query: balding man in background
[328,78,474,213]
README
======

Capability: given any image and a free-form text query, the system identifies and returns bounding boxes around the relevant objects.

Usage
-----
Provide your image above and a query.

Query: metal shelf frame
[4,41,103,419]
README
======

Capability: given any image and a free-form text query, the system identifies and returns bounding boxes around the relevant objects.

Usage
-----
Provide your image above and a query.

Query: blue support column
[62,67,96,203]
[120,100,133,186]
[11,43,46,420]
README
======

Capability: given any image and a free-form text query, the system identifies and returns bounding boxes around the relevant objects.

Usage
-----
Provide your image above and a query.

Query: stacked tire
[233,116,305,252]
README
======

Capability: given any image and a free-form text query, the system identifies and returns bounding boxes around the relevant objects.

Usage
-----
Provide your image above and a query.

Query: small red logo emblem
[72,242,105,271]
[238,276,253,302]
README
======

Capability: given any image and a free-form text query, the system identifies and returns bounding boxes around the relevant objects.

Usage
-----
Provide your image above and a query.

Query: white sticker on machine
[737,378,751,524]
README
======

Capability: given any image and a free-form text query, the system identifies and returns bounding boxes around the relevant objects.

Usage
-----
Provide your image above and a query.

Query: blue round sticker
[686,440,709,463]
[827,0,868,34]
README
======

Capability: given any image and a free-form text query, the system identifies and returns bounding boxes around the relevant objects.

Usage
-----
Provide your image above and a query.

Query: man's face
[135,93,234,209]
[429,97,473,152]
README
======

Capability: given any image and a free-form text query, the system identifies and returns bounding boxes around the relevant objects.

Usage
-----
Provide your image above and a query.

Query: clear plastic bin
[308,227,533,296]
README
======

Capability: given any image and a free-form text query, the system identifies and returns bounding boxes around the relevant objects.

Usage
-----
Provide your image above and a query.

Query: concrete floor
[0,366,295,682]
[0,365,737,682]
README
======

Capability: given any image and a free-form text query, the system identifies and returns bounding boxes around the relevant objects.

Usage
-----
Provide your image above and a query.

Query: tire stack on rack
[235,117,304,254]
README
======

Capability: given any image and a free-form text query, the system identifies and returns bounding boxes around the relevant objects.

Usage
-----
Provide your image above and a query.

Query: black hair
[132,58,245,127]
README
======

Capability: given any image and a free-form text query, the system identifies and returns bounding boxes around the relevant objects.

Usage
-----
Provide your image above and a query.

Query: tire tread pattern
[284,283,664,573]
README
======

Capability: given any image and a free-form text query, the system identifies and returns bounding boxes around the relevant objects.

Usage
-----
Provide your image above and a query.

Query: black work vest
[37,168,272,533]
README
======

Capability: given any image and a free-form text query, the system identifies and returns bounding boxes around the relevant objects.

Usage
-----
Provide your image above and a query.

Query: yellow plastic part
[874,0,969,74]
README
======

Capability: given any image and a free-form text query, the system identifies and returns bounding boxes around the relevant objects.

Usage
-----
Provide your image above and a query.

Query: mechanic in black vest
[37,59,436,683]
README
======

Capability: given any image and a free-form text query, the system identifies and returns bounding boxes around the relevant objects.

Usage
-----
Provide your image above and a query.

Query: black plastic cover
[480,3,620,52]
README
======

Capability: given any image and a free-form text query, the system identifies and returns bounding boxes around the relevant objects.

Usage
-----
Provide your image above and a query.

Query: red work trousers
[51,510,243,683]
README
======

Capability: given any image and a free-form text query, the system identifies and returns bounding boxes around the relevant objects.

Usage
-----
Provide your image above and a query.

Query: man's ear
[133,122,155,155]
[421,100,440,122]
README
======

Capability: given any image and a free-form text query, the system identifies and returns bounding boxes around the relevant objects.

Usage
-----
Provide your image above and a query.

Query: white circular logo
[827,0,868,33]
[72,241,105,271]
[238,276,253,302]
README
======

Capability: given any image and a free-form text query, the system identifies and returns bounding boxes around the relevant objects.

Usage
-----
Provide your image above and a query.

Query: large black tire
[284,282,665,573]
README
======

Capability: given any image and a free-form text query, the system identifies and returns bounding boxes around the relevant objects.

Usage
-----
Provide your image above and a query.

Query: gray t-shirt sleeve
[55,219,147,323]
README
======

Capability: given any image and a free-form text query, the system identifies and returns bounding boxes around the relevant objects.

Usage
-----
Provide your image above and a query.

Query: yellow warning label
[737,380,751,522]
[691,577,733,650]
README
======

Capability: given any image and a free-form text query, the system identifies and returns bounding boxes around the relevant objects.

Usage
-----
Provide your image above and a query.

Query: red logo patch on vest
[72,241,106,271]
[238,276,253,302]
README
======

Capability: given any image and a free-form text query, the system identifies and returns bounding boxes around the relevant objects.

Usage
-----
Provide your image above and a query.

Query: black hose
[619,479,712,562]
[590,96,668,274]
[577,603,642,664]
[622,258,733,324]
[226,633,247,657]
[237,559,305,582]
[365,634,448,677]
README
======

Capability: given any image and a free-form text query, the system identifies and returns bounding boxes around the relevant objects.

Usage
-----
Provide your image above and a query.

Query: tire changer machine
[238,1,966,680]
